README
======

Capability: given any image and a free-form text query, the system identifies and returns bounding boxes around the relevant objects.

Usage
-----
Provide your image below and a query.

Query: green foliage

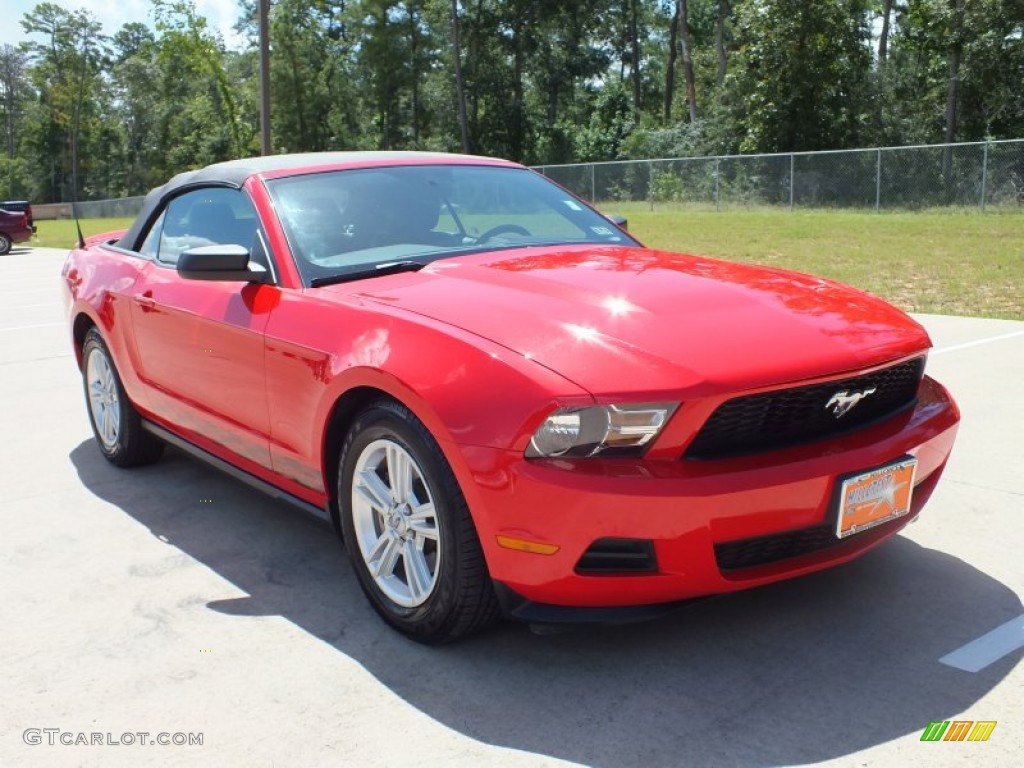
[19,3,108,201]
[6,1,1024,203]
[888,0,1024,142]
[153,1,247,169]
[0,154,31,198]
[730,0,874,153]
[620,122,709,160]
[567,82,635,162]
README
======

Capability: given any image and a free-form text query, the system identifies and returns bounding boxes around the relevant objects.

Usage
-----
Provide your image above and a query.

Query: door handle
[133,294,156,311]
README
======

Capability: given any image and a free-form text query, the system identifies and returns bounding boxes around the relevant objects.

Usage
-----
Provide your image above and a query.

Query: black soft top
[116,151,507,250]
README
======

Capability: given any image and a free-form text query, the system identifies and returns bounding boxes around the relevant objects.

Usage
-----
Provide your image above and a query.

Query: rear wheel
[338,399,500,643]
[0,233,12,255]
[82,328,164,467]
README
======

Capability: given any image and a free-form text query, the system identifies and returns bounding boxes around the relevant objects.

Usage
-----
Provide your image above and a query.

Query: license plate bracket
[835,457,917,539]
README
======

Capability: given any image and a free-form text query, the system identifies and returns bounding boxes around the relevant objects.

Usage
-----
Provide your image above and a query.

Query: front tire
[82,327,164,467]
[338,400,499,643]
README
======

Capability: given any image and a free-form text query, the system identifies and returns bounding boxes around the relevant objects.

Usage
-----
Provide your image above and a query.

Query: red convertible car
[62,152,959,642]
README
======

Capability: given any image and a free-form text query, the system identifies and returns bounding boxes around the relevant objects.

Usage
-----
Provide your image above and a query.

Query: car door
[128,186,278,470]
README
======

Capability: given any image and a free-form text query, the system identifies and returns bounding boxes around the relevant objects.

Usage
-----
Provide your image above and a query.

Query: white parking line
[939,615,1024,672]
[931,329,1024,355]
[0,303,61,310]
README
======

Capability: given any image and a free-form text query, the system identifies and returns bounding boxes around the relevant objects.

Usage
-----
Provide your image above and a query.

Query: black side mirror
[177,244,272,284]
[606,214,628,231]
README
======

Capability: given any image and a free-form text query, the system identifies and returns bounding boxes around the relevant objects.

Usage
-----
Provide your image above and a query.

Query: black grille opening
[575,538,657,575]
[714,516,903,572]
[685,358,925,460]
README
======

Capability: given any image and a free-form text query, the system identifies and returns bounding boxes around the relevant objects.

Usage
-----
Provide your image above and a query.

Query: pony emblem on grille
[825,387,877,418]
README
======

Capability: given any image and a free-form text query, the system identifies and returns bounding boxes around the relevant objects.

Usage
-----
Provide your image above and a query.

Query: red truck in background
[0,201,34,254]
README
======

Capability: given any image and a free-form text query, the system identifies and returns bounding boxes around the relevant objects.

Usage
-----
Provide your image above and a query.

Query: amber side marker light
[496,535,560,555]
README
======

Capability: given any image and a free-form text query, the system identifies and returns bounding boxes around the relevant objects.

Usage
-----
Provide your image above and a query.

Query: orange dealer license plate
[836,458,917,539]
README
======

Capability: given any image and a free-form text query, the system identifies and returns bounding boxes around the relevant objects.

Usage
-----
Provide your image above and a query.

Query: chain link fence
[35,196,146,220]
[75,196,146,219]
[535,139,1024,212]
[42,139,1024,217]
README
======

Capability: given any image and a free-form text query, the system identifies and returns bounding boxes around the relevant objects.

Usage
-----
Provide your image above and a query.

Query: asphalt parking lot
[2,245,1021,768]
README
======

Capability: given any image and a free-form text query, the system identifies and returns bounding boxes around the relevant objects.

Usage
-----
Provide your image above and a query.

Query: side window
[138,211,165,259]
[155,187,260,266]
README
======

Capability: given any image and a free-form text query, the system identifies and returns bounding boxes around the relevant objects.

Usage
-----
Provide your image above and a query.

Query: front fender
[62,245,148,408]
[264,291,591,508]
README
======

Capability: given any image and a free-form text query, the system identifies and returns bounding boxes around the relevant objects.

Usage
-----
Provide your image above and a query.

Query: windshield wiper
[310,260,426,288]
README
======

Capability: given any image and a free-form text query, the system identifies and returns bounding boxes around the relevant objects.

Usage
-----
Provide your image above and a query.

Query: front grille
[575,538,657,575]
[685,358,925,460]
[715,517,902,571]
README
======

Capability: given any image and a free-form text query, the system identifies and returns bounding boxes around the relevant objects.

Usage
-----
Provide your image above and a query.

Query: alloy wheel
[86,347,121,449]
[350,438,441,608]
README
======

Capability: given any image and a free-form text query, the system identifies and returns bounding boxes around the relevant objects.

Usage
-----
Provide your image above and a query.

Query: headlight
[526,403,678,458]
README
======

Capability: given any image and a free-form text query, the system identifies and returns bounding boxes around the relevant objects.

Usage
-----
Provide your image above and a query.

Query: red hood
[334,245,931,398]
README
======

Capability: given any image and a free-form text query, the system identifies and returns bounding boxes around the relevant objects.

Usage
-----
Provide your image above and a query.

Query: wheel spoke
[407,503,437,540]
[356,469,393,512]
[386,444,412,504]
[371,535,402,579]
[365,530,391,564]
[403,540,432,602]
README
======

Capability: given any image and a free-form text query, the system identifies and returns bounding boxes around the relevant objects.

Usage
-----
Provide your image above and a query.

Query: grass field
[32,218,135,250]
[612,205,1023,320]
[30,208,1023,319]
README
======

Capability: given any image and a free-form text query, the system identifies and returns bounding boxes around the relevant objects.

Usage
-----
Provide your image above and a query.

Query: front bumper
[456,376,959,612]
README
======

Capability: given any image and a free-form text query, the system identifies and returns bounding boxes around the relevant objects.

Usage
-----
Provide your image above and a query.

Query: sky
[1,0,248,50]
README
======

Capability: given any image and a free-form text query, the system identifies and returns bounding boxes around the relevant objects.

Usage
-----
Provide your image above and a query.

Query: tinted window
[138,211,164,259]
[266,165,639,284]
[149,187,259,266]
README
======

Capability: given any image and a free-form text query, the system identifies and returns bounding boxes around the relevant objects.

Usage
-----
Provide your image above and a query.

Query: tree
[352,1,436,150]
[20,3,108,201]
[880,0,1024,147]
[664,0,679,121]
[4,0,1024,201]
[665,0,737,132]
[878,0,894,64]
[731,0,873,153]
[263,0,352,153]
[450,0,470,152]
[677,0,698,123]
[0,44,32,197]
[0,45,29,158]
[151,0,247,172]
[110,24,159,194]
[715,0,732,83]
[942,0,965,178]
[628,0,643,116]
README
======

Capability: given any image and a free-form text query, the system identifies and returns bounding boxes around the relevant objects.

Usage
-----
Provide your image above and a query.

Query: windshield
[266,164,639,285]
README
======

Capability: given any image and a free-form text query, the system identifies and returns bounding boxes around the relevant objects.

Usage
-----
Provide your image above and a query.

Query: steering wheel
[476,224,532,242]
